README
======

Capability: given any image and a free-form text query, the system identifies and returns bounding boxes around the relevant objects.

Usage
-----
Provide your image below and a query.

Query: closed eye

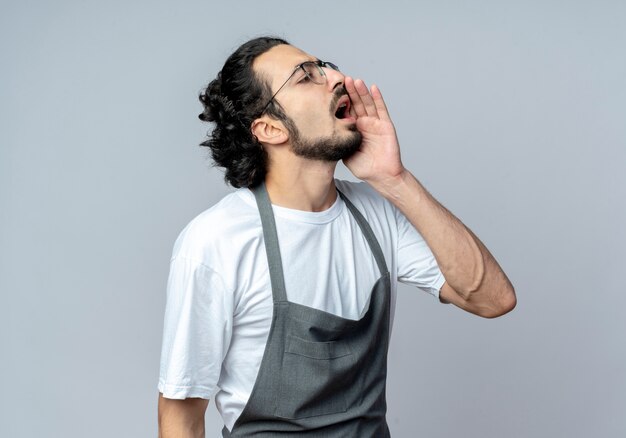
[297,74,312,84]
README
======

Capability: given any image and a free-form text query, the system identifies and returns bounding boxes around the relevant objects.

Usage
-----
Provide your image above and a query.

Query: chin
[292,130,362,162]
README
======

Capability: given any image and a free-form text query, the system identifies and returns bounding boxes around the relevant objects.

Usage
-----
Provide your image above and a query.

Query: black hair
[198,36,289,188]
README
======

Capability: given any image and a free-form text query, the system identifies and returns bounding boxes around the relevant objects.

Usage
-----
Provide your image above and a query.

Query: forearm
[341,77,514,315]
[158,394,208,438]
[369,169,514,306]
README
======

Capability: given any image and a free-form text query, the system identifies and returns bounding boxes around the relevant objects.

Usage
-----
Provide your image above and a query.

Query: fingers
[355,79,378,117]
[370,84,391,122]
[345,77,390,121]
[346,77,376,117]
[345,76,367,118]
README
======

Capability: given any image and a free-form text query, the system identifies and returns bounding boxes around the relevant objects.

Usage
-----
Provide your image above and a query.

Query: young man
[158,36,516,437]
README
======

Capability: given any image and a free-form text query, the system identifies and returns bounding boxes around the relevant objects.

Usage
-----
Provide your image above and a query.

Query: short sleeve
[395,207,446,299]
[158,256,233,399]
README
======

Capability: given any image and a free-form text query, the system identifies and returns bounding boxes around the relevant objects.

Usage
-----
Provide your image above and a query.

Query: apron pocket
[275,335,354,419]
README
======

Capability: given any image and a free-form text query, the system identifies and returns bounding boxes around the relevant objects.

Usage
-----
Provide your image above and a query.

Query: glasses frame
[260,60,339,116]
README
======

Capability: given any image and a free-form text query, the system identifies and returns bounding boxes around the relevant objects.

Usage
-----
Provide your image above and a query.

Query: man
[158,36,516,437]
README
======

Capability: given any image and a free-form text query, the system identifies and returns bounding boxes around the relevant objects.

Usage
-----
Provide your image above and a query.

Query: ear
[251,117,288,145]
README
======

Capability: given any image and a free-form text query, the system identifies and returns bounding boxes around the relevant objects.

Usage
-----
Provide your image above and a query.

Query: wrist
[367,168,413,201]
[371,170,432,214]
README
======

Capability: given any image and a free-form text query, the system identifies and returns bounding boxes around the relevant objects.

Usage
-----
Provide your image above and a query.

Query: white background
[1,1,625,436]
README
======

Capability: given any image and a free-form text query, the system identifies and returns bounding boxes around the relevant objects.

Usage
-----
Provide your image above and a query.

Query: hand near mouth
[343,76,406,189]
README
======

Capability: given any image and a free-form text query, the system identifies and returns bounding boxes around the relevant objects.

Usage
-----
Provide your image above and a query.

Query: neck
[264,156,338,212]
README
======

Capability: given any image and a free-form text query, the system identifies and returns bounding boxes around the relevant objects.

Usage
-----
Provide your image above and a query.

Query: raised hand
[343,76,405,185]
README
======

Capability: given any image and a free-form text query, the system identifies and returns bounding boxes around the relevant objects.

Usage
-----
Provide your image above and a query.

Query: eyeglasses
[260,60,340,115]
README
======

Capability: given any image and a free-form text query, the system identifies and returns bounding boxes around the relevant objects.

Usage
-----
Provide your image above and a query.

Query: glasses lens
[324,61,340,71]
[301,62,325,84]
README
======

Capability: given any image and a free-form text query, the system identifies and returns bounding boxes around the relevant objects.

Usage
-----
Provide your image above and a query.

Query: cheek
[290,107,333,138]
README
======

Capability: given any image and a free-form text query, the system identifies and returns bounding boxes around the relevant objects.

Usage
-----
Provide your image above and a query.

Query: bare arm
[343,77,516,318]
[158,393,209,438]
[374,170,516,318]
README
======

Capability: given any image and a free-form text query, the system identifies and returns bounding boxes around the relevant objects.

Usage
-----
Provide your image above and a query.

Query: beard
[284,86,363,162]
[289,123,363,162]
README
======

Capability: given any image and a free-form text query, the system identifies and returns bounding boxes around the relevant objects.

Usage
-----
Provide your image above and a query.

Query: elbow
[481,284,517,319]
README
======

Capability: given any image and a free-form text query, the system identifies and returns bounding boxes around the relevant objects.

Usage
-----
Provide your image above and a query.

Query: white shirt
[158,180,445,431]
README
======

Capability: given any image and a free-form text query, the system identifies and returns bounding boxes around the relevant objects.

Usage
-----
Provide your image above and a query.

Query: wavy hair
[198,36,289,188]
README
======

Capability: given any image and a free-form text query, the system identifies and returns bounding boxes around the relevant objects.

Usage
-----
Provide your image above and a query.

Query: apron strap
[252,182,289,302]
[251,182,390,303]
[337,189,389,277]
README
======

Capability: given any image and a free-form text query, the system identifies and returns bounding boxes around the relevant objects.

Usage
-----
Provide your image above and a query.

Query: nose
[324,66,345,92]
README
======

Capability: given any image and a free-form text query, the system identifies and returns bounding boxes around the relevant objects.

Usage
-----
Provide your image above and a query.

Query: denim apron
[223,182,392,437]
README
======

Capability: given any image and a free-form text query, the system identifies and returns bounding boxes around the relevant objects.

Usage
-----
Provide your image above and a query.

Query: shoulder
[171,188,261,263]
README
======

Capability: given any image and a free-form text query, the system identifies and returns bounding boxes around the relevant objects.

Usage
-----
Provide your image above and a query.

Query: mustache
[329,86,348,113]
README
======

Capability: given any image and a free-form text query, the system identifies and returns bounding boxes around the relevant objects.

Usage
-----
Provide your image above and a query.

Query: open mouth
[334,96,351,119]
